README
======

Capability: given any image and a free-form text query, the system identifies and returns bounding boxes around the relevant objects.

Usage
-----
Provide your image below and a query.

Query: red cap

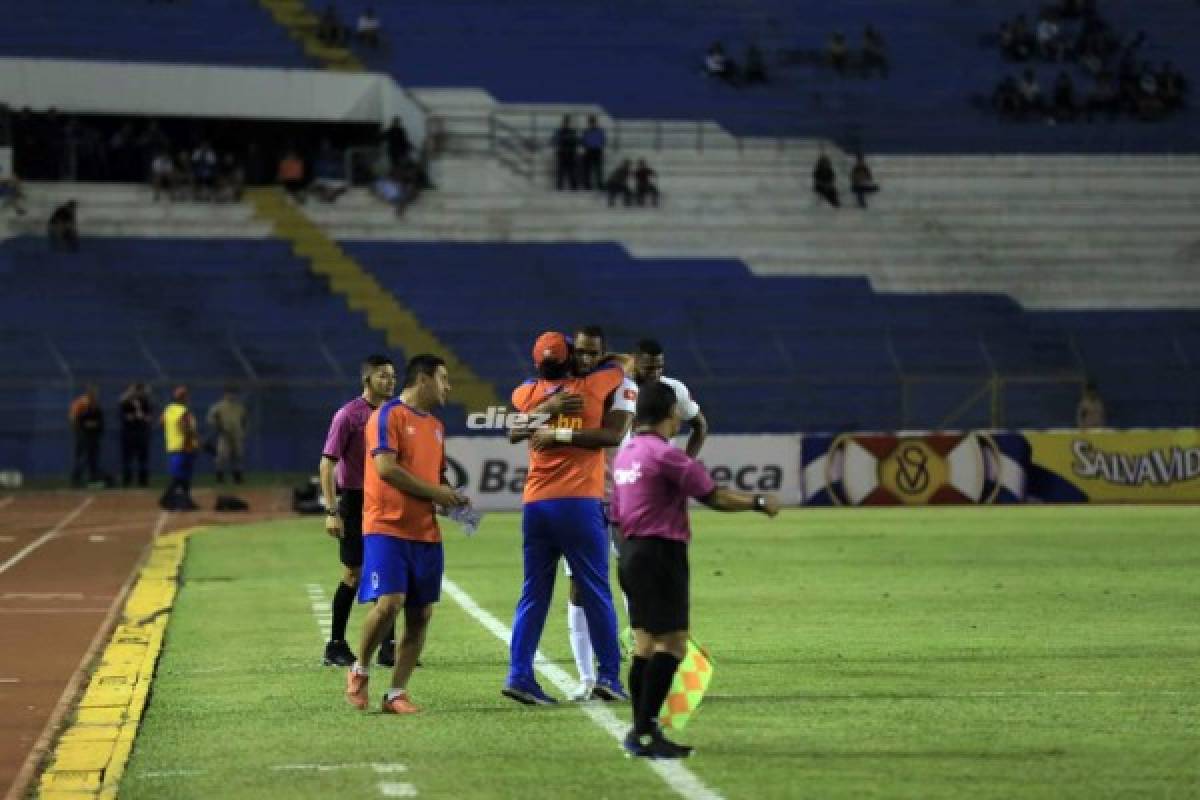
[532,332,569,367]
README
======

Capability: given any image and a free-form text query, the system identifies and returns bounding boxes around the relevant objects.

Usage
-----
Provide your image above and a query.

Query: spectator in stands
[861,26,889,78]
[812,153,839,208]
[1084,71,1120,120]
[551,116,579,190]
[119,382,153,488]
[371,166,407,214]
[318,4,346,46]
[850,154,879,208]
[279,149,307,203]
[634,159,659,207]
[1055,0,1095,19]
[311,141,349,203]
[1136,62,1167,120]
[1076,382,1106,428]
[207,385,248,485]
[992,76,1022,116]
[108,123,137,182]
[1053,71,1077,120]
[743,44,768,84]
[136,120,170,174]
[371,156,426,215]
[0,166,27,216]
[1160,62,1188,111]
[173,150,194,198]
[580,115,606,190]
[1036,13,1066,62]
[827,32,849,75]
[48,200,79,251]
[69,384,104,488]
[191,141,218,201]
[704,42,737,84]
[606,159,634,207]
[1002,15,1034,61]
[357,7,381,49]
[383,117,412,166]
[217,154,245,202]
[1018,69,1044,115]
[150,150,175,202]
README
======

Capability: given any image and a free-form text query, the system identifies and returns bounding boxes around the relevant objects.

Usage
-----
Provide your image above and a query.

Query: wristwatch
[753,494,767,511]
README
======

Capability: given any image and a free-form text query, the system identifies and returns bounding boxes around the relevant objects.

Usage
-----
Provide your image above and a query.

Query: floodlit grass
[119,507,1200,799]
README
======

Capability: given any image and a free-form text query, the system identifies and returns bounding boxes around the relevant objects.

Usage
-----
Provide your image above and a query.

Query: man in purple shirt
[612,381,779,759]
[319,354,398,667]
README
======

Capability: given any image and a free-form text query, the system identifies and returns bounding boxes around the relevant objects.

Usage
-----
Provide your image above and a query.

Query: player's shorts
[336,489,364,568]
[617,535,689,634]
[167,451,195,481]
[358,534,443,608]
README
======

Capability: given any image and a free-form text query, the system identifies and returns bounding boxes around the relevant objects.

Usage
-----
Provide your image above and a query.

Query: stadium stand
[341,240,1199,435]
[317,0,1196,150]
[0,0,309,67]
[2,1,1198,477]
[0,233,404,475]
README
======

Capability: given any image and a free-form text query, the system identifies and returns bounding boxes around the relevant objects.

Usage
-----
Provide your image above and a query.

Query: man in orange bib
[501,332,632,705]
[344,354,469,715]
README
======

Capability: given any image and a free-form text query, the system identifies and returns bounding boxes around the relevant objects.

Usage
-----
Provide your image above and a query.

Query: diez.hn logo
[466,406,556,431]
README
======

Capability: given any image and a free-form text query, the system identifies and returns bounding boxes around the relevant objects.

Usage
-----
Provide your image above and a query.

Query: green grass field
[118,508,1200,799]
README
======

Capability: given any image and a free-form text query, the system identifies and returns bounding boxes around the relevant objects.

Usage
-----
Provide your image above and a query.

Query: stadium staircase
[245,188,499,411]
[256,0,362,72]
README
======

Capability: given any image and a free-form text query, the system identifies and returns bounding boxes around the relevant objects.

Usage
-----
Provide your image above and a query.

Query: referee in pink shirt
[611,380,779,759]
[319,354,398,667]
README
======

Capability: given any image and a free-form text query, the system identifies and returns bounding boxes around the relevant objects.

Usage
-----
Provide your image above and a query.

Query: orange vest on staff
[363,399,445,542]
[511,364,624,504]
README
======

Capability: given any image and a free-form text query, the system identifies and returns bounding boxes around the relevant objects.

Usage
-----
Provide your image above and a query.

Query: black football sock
[331,581,356,642]
[628,655,648,722]
[637,652,681,736]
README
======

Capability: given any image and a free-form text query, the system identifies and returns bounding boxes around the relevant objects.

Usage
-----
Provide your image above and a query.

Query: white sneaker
[570,680,596,702]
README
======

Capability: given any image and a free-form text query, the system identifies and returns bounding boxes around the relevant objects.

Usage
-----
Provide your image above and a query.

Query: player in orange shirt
[501,331,633,705]
[344,354,469,715]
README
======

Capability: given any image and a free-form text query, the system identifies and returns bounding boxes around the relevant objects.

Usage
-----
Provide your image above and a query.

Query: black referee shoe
[323,639,356,667]
[623,727,693,760]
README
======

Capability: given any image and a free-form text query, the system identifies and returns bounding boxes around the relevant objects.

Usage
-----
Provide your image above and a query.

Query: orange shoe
[381,692,420,714]
[345,669,369,710]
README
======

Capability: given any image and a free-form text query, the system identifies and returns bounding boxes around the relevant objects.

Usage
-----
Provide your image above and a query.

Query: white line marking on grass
[441,577,725,800]
[271,762,407,773]
[139,769,206,778]
[0,678,19,683]
[0,536,15,542]
[379,783,418,797]
[305,584,331,640]
[2,592,84,600]
[88,534,107,542]
[0,497,93,577]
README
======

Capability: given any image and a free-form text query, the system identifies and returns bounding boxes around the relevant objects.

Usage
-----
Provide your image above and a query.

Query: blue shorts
[168,452,195,481]
[359,534,444,608]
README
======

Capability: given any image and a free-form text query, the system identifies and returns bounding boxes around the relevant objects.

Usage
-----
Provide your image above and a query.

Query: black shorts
[337,490,364,568]
[618,536,689,635]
